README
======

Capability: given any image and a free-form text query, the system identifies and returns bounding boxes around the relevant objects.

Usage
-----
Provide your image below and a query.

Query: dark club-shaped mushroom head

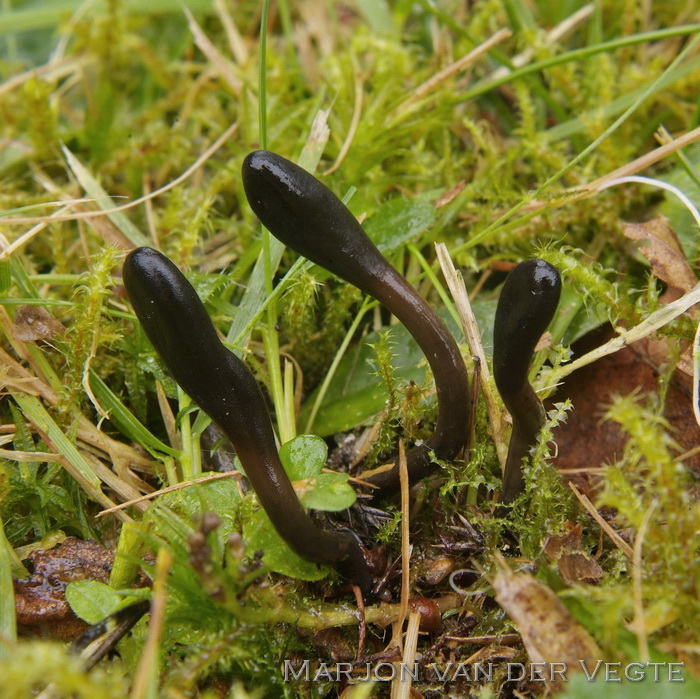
[493,259,561,504]
[123,247,371,593]
[242,150,470,496]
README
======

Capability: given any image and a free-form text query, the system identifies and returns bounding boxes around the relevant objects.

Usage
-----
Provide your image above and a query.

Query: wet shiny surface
[242,150,471,495]
[492,259,561,502]
[123,248,370,591]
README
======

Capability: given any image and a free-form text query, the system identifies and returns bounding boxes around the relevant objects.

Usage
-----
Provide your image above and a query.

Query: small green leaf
[352,0,395,36]
[243,507,328,581]
[151,478,241,540]
[299,323,427,436]
[301,473,356,512]
[279,434,327,480]
[364,198,436,253]
[65,580,125,625]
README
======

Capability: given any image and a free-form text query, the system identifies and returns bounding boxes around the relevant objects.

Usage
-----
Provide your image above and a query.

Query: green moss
[59,247,121,413]
[0,641,128,698]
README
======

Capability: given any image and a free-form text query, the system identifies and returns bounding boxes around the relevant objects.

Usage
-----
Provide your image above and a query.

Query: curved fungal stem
[492,259,562,503]
[123,247,371,592]
[241,150,471,497]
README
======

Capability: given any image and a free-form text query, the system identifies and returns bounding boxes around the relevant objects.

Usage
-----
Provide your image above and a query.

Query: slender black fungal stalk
[123,247,371,592]
[493,259,561,503]
[241,150,471,497]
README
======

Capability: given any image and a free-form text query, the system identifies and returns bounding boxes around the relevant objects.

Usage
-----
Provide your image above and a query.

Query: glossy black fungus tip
[242,149,380,286]
[493,258,561,504]
[241,150,328,234]
[241,150,471,496]
[493,259,562,399]
[243,150,304,198]
[123,246,372,594]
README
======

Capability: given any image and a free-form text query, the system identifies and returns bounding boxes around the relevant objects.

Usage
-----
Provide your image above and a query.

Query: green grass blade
[0,262,10,294]
[303,298,372,434]
[461,24,700,103]
[545,55,700,141]
[110,522,150,589]
[502,0,537,33]
[62,146,151,248]
[457,30,700,252]
[13,394,117,510]
[88,371,180,458]
[258,0,270,151]
[0,517,17,650]
[0,0,214,36]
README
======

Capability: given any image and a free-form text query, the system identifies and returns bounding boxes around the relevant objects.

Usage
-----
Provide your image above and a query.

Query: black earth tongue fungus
[241,150,470,498]
[493,259,562,504]
[123,247,371,594]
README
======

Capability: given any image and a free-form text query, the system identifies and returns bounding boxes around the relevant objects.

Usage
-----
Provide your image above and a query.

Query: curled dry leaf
[622,215,697,301]
[492,557,601,685]
[435,180,466,208]
[14,305,66,342]
[14,537,113,640]
[543,523,604,585]
[622,216,697,378]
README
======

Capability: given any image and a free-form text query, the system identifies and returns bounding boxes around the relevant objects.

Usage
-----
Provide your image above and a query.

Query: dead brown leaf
[492,557,602,686]
[14,305,65,342]
[543,523,604,585]
[622,215,697,301]
[549,326,700,483]
[435,180,466,208]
